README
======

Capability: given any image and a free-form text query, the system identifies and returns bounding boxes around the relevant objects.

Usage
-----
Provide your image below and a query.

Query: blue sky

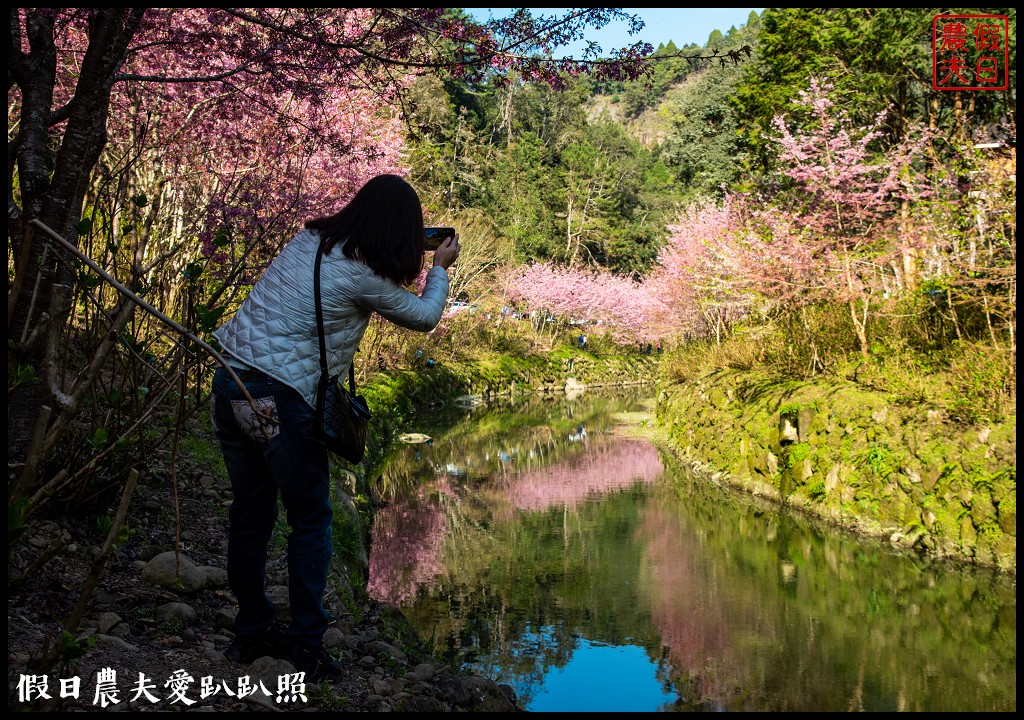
[466,8,763,56]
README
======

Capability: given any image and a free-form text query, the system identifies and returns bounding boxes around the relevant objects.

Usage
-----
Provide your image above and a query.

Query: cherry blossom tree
[653,77,934,360]
[764,76,932,360]
[506,261,667,344]
[651,198,754,344]
[7,7,696,504]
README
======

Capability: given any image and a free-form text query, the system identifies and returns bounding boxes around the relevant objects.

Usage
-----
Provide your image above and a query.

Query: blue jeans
[210,366,332,650]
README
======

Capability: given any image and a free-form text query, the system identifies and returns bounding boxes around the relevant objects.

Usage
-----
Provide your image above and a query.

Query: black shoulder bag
[313,240,371,463]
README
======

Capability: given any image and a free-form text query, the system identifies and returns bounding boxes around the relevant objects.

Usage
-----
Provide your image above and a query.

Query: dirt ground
[7,424,519,713]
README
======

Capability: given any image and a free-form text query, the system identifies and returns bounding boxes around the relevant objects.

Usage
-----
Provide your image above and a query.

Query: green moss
[788,442,812,467]
[995,489,1015,515]
[854,490,881,517]
[864,444,901,480]
[972,473,995,490]
[977,522,1002,541]
[658,365,1015,570]
[807,478,826,500]
[779,401,801,416]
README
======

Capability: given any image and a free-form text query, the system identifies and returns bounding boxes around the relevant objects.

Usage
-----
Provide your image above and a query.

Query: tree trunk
[849,298,870,362]
[843,252,869,361]
[8,10,144,473]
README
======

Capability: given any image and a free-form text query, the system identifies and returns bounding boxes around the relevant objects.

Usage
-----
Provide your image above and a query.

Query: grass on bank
[661,299,1016,426]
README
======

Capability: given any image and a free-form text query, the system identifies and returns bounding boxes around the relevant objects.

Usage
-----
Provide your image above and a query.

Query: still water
[366,389,1016,712]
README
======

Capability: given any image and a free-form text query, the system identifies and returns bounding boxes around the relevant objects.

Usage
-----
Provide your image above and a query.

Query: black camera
[424,226,456,250]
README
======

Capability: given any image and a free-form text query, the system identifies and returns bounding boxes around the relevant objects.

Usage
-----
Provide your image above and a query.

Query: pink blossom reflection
[636,503,773,709]
[501,438,663,511]
[367,491,448,606]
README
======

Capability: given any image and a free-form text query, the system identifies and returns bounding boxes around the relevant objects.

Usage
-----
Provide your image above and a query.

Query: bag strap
[314,239,357,393]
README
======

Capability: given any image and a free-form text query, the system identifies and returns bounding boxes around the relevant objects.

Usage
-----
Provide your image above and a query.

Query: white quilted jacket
[214,228,450,407]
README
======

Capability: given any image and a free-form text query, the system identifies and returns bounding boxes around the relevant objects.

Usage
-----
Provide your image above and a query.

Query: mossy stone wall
[655,368,1016,573]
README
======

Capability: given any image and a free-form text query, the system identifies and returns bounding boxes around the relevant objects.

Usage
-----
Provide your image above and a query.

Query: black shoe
[289,644,343,683]
[224,623,291,664]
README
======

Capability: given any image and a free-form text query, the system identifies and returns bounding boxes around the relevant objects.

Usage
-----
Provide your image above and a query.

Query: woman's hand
[432,234,461,270]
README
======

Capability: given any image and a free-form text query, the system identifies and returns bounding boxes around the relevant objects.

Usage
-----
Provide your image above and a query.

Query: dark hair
[304,174,426,286]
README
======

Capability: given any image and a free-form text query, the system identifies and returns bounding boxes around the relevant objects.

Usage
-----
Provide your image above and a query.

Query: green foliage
[8,498,29,545]
[864,444,897,480]
[734,8,1015,176]
[787,442,811,468]
[75,267,102,290]
[308,685,353,711]
[118,330,155,363]
[87,428,109,452]
[193,304,226,334]
[663,334,774,384]
[944,341,1015,425]
[182,261,204,282]
[158,615,186,635]
[807,478,826,501]
[659,65,745,201]
[661,292,1014,430]
[57,629,95,662]
[406,72,682,278]
[8,362,37,390]
[176,431,228,478]
[331,508,368,580]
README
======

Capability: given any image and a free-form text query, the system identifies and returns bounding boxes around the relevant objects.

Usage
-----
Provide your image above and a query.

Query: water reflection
[367,392,1016,712]
[526,637,679,712]
[500,436,662,511]
[368,484,449,606]
[641,457,1017,711]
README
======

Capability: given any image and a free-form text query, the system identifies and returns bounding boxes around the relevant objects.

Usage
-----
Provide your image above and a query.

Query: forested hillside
[399,8,1014,416]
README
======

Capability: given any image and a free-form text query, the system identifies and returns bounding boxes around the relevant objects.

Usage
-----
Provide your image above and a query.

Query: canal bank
[655,367,1016,574]
[362,351,1015,575]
